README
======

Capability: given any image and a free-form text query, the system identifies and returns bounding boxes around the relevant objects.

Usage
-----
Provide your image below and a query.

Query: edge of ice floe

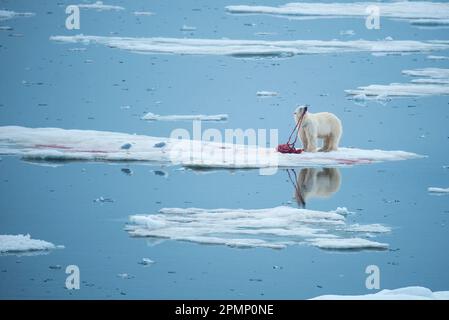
[311,286,449,300]
[0,234,64,254]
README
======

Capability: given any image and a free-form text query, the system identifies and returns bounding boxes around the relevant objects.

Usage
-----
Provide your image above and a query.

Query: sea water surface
[0,0,449,299]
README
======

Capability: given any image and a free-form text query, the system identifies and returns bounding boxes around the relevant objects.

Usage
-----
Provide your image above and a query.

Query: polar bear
[294,168,341,207]
[294,106,342,152]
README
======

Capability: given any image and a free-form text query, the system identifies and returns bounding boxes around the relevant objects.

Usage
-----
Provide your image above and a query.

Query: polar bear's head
[293,105,309,122]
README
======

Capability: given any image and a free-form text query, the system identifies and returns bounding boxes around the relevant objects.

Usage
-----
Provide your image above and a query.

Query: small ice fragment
[94,196,114,203]
[120,105,131,110]
[153,142,166,148]
[139,258,155,265]
[117,273,134,279]
[49,265,62,270]
[121,143,132,150]
[340,30,355,36]
[133,11,154,16]
[428,187,449,194]
[256,91,278,97]
[334,207,351,215]
[180,25,197,31]
[385,36,394,41]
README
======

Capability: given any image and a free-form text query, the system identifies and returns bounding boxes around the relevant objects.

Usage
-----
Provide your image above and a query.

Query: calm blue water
[1,0,449,299]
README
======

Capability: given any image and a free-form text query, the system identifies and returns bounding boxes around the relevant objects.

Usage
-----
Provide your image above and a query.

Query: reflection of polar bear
[294,106,342,152]
[293,168,341,207]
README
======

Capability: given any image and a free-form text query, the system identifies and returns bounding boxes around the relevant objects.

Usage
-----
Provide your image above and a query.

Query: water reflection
[287,168,341,207]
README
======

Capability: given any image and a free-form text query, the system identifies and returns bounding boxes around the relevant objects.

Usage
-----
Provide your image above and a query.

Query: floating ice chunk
[0,234,63,253]
[333,207,352,215]
[142,112,228,122]
[49,35,449,58]
[77,1,124,11]
[139,258,155,265]
[226,2,449,27]
[311,286,449,300]
[256,91,278,97]
[308,238,388,250]
[0,26,13,31]
[117,273,134,279]
[133,11,154,16]
[180,25,197,31]
[94,196,114,203]
[428,55,449,60]
[0,10,34,20]
[340,30,355,36]
[346,68,449,101]
[428,187,449,194]
[126,206,390,251]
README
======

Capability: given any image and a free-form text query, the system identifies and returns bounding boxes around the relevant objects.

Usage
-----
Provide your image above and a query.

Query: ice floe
[126,206,390,250]
[142,112,228,122]
[428,187,449,194]
[427,55,449,60]
[0,9,34,20]
[0,234,63,254]
[226,2,449,27]
[311,286,449,300]
[49,35,449,57]
[77,1,124,11]
[256,91,278,97]
[133,11,154,16]
[180,25,197,32]
[346,68,449,100]
[0,126,422,168]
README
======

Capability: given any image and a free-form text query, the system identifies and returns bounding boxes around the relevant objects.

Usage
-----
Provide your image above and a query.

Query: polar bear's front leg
[299,129,309,150]
[305,131,317,152]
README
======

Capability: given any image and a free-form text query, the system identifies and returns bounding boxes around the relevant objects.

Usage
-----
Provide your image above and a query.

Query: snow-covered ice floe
[126,206,390,250]
[0,10,34,20]
[226,2,449,27]
[0,234,63,254]
[346,68,449,101]
[142,112,228,122]
[49,35,449,57]
[0,126,422,168]
[77,1,124,11]
[311,286,449,300]
[428,187,449,194]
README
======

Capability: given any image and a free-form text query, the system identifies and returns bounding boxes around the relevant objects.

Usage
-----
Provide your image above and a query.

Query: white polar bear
[294,106,342,152]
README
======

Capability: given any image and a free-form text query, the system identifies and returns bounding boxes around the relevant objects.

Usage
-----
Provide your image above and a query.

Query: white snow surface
[312,286,449,300]
[226,2,449,26]
[0,126,422,168]
[346,68,449,100]
[142,112,228,121]
[0,234,62,253]
[126,206,390,250]
[50,34,449,57]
